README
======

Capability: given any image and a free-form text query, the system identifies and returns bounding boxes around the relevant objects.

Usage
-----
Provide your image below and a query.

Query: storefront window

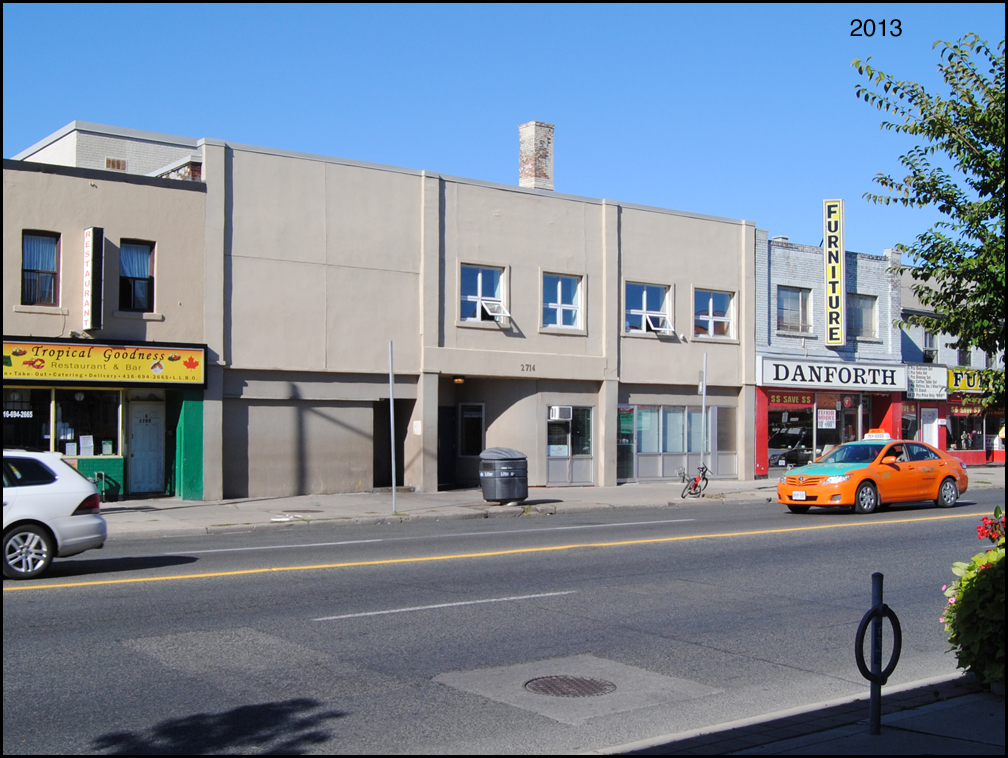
[687,408,709,453]
[717,407,737,452]
[902,403,919,441]
[662,407,685,453]
[54,390,120,456]
[768,392,814,467]
[949,412,984,450]
[3,388,52,451]
[636,406,660,453]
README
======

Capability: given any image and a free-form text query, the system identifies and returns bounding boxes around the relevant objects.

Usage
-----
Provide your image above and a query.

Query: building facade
[754,232,905,477]
[5,121,757,500]
[900,270,1004,464]
[3,159,208,499]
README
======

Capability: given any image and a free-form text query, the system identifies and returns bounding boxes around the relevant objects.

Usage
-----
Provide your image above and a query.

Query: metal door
[129,402,164,494]
[921,408,939,447]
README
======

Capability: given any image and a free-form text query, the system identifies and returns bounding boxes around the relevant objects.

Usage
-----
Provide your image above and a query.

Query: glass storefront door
[547,407,593,485]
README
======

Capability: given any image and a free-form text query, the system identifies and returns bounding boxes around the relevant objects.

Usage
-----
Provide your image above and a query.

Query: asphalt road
[3,491,1002,754]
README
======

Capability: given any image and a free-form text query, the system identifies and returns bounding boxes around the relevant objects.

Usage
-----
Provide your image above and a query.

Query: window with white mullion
[625,283,672,334]
[694,289,734,338]
[543,274,581,328]
[460,265,508,322]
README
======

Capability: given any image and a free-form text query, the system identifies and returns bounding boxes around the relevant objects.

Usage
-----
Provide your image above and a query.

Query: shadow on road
[46,555,199,578]
[92,698,344,755]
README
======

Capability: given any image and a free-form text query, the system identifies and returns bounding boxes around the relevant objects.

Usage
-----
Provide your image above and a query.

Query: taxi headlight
[823,475,849,485]
[779,477,786,484]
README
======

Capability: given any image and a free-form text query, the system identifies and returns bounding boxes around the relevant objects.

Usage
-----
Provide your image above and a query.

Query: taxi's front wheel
[854,482,879,514]
[935,478,959,508]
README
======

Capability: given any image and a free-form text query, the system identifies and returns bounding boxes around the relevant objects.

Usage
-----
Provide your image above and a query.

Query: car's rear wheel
[854,482,879,514]
[935,478,959,508]
[787,504,811,514]
[3,525,55,579]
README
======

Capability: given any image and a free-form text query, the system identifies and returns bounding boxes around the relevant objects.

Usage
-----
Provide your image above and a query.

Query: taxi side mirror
[882,456,897,465]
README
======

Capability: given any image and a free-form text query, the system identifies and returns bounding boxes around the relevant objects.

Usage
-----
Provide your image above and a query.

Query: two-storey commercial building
[754,231,905,477]
[5,121,757,499]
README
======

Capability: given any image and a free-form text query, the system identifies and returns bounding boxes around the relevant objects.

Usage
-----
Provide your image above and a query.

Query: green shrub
[942,507,1005,685]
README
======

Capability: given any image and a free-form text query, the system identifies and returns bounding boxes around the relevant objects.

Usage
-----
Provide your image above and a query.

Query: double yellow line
[4,512,983,592]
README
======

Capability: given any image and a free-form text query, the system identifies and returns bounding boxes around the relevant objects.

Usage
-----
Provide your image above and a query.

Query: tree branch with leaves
[853,34,1005,408]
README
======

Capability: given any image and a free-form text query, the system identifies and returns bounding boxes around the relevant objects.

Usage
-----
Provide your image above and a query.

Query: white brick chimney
[519,121,554,191]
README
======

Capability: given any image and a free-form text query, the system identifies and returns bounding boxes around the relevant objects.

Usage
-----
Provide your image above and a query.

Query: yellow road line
[3,511,985,592]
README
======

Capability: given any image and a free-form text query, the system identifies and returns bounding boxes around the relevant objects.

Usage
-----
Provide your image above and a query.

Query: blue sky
[3,4,1004,258]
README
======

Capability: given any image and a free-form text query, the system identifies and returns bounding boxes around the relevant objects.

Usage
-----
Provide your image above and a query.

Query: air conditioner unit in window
[549,405,573,421]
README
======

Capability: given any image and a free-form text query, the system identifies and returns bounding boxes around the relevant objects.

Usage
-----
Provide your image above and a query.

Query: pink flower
[942,584,947,591]
[948,597,956,604]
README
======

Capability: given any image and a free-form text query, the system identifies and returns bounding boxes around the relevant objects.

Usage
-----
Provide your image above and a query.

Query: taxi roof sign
[863,429,892,440]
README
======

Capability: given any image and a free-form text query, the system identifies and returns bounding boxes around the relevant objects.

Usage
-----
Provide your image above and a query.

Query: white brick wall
[756,232,901,362]
[24,132,77,167]
[73,132,198,176]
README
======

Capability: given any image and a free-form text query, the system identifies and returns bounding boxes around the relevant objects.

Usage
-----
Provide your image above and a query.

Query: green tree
[853,34,1005,408]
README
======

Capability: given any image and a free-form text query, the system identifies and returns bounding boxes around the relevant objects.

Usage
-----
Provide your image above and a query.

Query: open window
[460,265,510,325]
[626,283,674,336]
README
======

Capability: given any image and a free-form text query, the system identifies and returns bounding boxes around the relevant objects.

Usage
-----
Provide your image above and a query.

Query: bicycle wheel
[682,480,700,498]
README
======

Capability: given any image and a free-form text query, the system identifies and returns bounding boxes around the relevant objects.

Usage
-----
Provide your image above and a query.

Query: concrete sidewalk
[613,673,1004,755]
[99,465,1005,540]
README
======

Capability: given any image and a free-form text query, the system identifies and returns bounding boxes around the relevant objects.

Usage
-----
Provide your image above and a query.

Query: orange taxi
[777,430,969,514]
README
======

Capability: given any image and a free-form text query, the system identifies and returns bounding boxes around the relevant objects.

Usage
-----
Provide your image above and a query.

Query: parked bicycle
[681,463,709,498]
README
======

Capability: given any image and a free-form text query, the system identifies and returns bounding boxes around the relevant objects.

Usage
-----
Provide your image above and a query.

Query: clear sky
[3,4,1004,258]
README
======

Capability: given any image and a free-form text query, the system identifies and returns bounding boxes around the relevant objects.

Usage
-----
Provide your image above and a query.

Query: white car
[3,450,107,579]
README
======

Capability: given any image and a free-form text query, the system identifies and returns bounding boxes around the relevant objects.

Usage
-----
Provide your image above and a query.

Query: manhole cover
[524,676,617,698]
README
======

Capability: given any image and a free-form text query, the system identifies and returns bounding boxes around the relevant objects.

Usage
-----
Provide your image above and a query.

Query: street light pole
[389,340,396,515]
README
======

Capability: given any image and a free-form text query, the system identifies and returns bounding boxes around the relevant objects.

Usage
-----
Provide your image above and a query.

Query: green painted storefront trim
[74,457,124,501]
[176,389,203,500]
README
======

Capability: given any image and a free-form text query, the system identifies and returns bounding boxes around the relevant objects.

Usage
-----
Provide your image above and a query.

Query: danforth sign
[758,357,906,391]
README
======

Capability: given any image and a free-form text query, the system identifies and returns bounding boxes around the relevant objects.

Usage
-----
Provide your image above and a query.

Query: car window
[908,442,941,461]
[884,444,909,462]
[818,443,885,464]
[4,457,57,486]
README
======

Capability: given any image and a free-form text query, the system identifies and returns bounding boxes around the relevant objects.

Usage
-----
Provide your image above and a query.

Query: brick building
[754,231,904,476]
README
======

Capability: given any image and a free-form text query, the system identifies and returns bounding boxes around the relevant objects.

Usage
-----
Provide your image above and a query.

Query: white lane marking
[313,591,577,622]
[164,519,696,555]
[169,539,382,555]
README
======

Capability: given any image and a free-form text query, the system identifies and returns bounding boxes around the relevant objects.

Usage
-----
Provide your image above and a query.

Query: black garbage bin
[478,448,528,503]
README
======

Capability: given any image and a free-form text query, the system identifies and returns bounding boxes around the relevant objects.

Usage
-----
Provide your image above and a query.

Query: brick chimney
[519,121,554,191]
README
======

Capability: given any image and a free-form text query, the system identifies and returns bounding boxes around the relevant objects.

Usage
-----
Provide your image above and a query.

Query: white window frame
[846,293,877,339]
[776,285,813,334]
[459,264,510,326]
[693,288,735,339]
[542,272,583,331]
[625,282,675,336]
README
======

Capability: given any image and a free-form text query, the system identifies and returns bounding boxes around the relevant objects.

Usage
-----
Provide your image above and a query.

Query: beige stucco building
[5,121,757,500]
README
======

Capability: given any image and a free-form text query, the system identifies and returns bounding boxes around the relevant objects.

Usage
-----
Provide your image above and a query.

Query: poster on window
[817,409,837,429]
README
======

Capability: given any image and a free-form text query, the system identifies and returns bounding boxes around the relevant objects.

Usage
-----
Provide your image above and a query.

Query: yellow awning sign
[947,368,991,393]
[3,341,205,385]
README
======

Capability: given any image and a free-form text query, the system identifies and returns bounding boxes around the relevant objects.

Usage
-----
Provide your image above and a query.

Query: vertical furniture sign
[82,227,103,330]
[823,200,845,346]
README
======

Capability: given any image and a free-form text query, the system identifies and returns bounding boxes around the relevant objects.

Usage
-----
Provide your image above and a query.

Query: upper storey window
[21,233,59,306]
[543,274,581,329]
[460,265,510,323]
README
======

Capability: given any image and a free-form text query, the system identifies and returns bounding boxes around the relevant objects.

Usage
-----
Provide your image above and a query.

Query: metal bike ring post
[855,603,902,685]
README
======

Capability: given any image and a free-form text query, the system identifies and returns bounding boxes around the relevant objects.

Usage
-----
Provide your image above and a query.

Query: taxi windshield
[818,443,886,464]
